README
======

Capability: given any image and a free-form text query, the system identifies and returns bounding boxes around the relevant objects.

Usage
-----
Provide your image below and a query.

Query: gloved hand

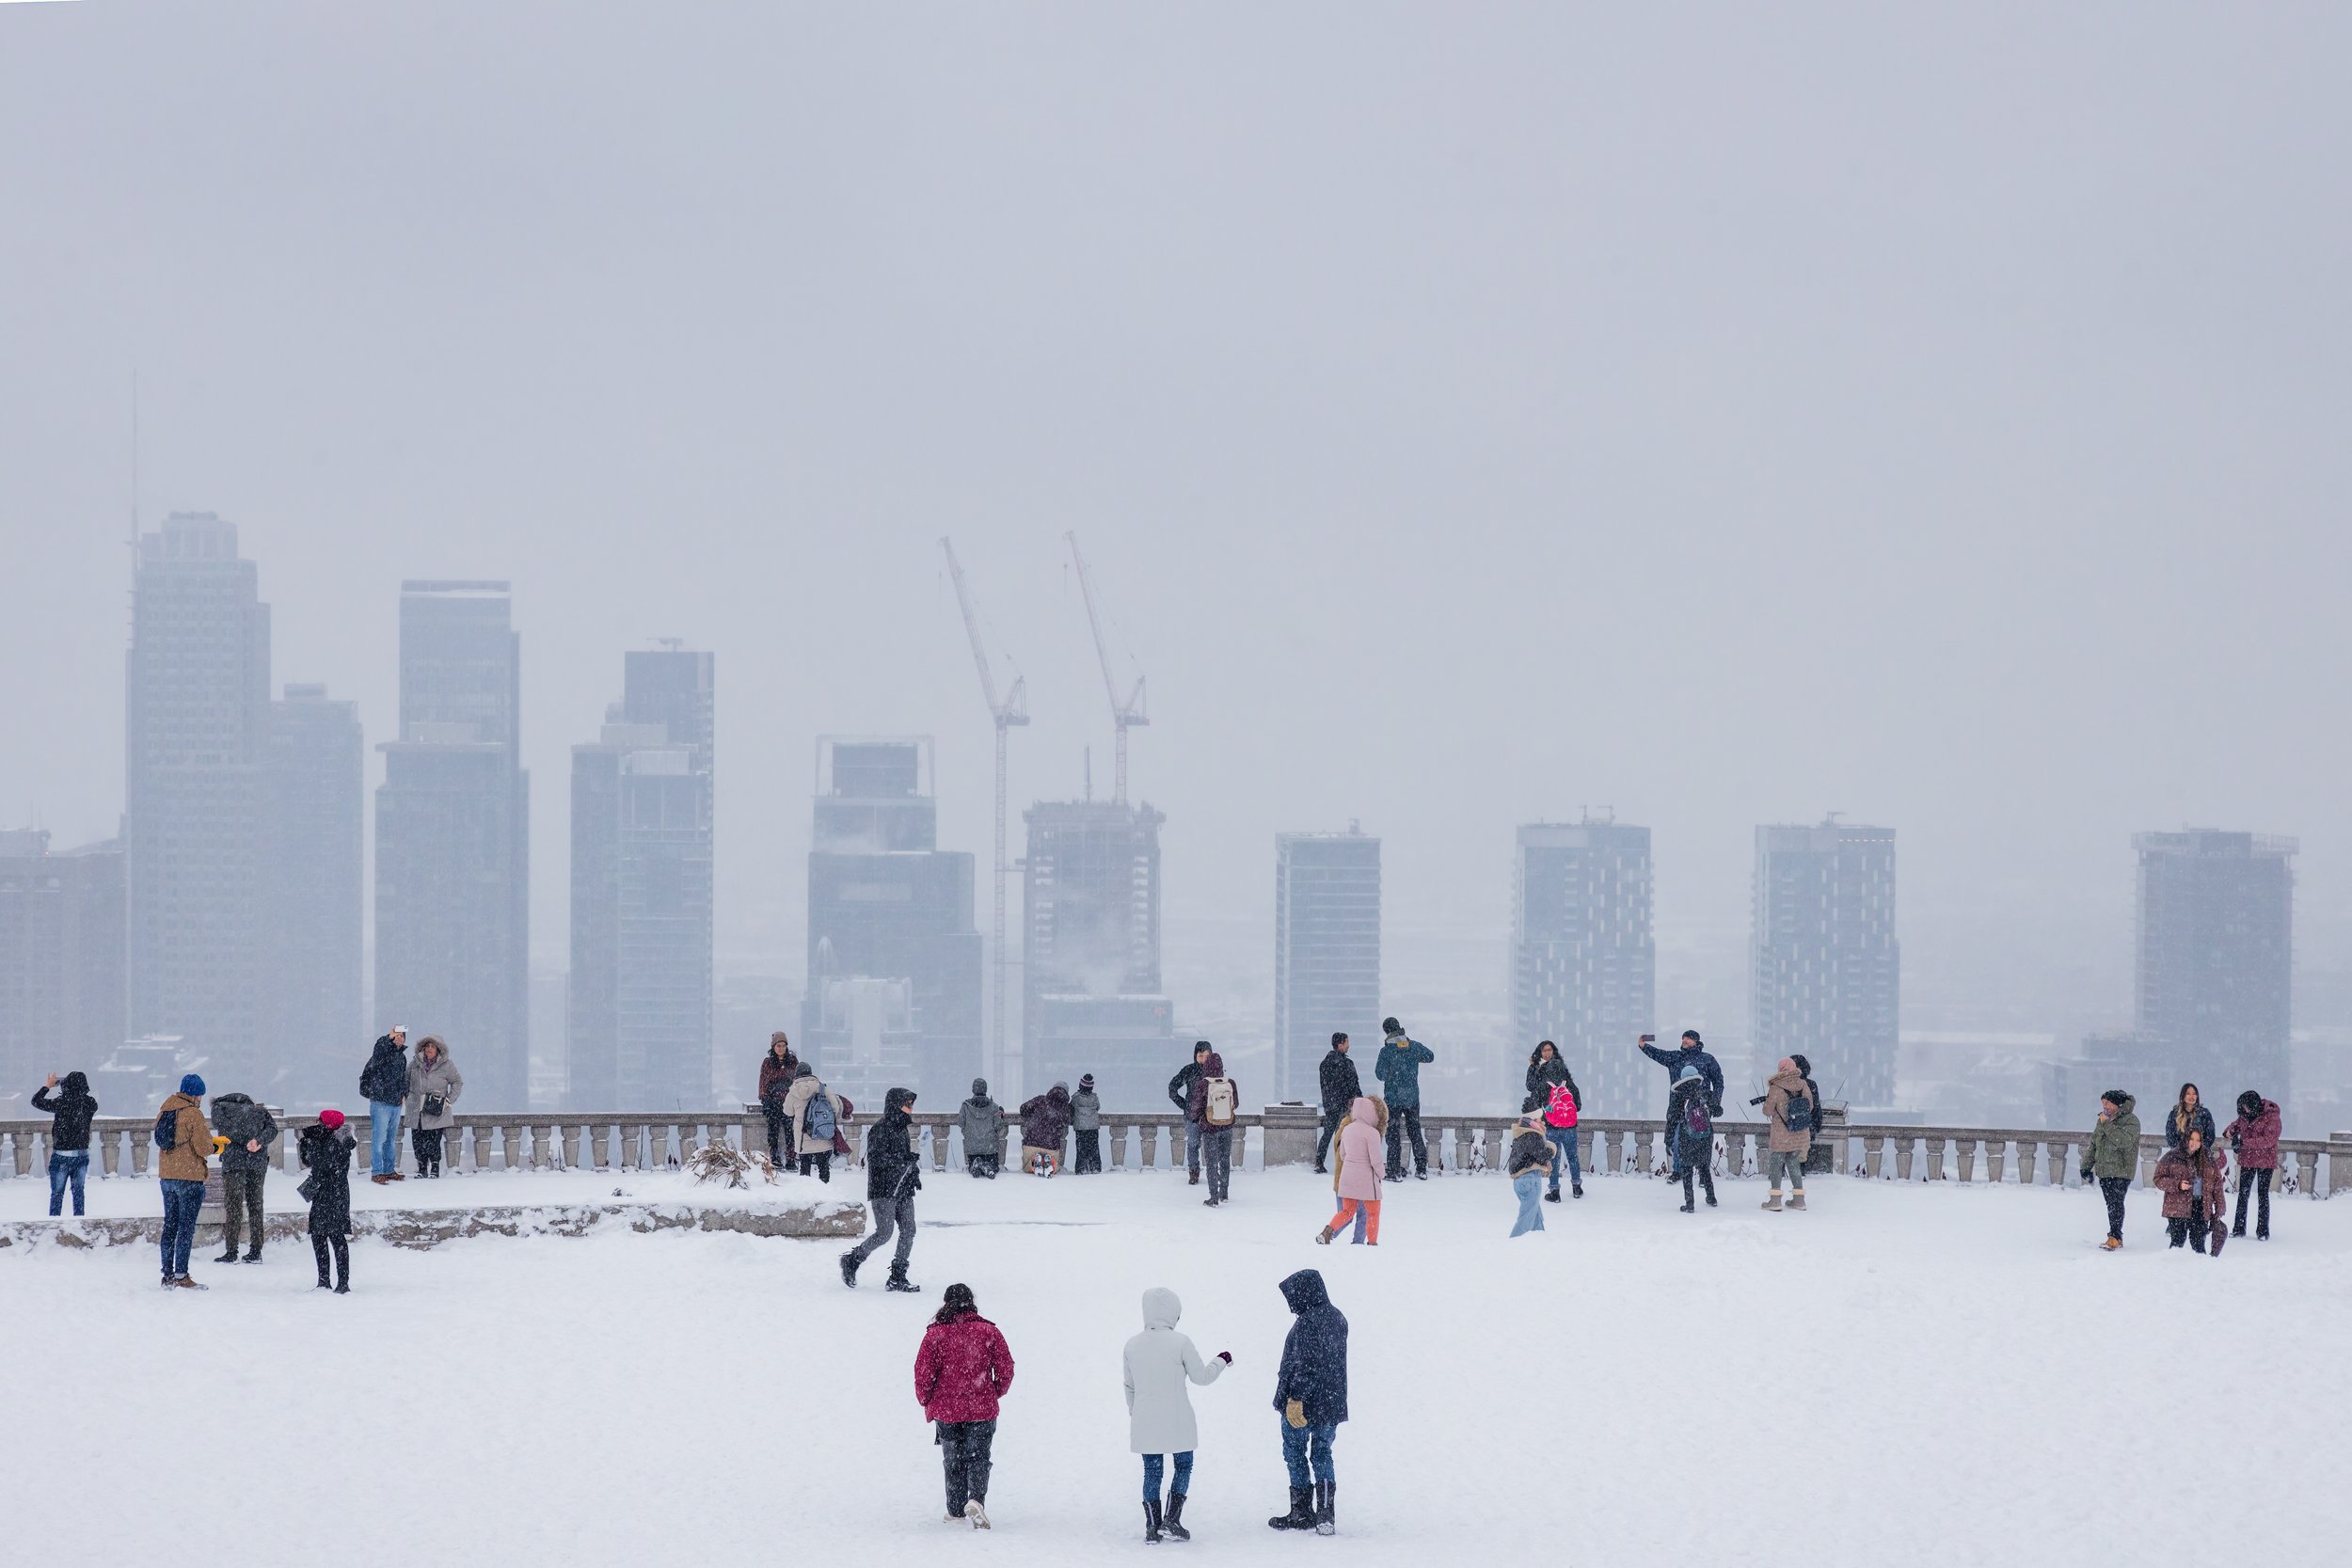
[2079,1167,2093,1183]
[1217,1351,1232,1364]
[212,1134,231,1154]
[1285,1399,1306,1430]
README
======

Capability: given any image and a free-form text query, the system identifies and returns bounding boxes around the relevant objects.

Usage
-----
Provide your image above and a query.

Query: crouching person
[1268,1269,1348,1537]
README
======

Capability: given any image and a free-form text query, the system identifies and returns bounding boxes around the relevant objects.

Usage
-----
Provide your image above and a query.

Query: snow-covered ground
[3,1164,2343,1563]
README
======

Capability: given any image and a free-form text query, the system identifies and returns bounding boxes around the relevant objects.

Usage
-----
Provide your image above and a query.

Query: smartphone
[1639,1034,1655,1045]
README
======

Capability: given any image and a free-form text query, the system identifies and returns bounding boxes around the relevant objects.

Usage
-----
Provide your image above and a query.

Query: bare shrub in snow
[684,1142,777,1189]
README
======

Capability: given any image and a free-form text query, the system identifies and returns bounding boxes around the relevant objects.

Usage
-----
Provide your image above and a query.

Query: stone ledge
[0,1199,866,1254]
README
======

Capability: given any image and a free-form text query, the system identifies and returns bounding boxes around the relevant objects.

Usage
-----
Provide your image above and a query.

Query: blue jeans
[1280,1419,1338,1487]
[159,1179,204,1277]
[1184,1118,1203,1176]
[1142,1450,1195,1500]
[1546,1126,1581,1192]
[1511,1171,1546,1235]
[370,1101,404,1177]
[49,1150,89,1216]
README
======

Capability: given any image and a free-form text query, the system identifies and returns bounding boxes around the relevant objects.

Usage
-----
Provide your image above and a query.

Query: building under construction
[1022,799,1172,1107]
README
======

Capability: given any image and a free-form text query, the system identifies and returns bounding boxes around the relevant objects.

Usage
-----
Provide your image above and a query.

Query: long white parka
[1122,1287,1227,1454]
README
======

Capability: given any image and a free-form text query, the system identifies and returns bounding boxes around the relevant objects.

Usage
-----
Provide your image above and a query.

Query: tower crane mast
[1064,531,1148,804]
[940,537,1028,1084]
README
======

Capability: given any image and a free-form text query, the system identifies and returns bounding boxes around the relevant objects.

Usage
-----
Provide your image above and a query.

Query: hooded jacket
[1665,1068,1714,1162]
[914,1309,1015,1424]
[1332,1098,1384,1201]
[783,1066,844,1154]
[2225,1099,2282,1170]
[358,1036,409,1105]
[756,1049,797,1107]
[1373,1032,1434,1110]
[1642,1039,1724,1114]
[1318,1048,1362,1113]
[298,1121,357,1237]
[1072,1083,1102,1132]
[2085,1096,2142,1180]
[1185,1053,1236,1125]
[210,1092,279,1172]
[960,1080,1005,1160]
[155,1091,214,1183]
[1124,1288,1227,1454]
[31,1072,99,1151]
[1273,1270,1348,1427]
[1761,1069,1814,1155]
[405,1044,463,1131]
[1168,1053,1208,1118]
[1021,1085,1073,1150]
[865,1087,922,1202]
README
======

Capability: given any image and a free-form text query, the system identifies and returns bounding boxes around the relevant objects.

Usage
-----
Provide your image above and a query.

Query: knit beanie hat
[178,1072,206,1097]
[1079,1073,1096,1090]
[319,1108,345,1130]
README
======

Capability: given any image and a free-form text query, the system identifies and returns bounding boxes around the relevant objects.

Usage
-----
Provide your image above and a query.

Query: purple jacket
[2225,1100,2281,1170]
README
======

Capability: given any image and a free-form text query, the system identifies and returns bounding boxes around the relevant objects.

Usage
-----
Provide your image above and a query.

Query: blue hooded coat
[1272,1269,1349,1427]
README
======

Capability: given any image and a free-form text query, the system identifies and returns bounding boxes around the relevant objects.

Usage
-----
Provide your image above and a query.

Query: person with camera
[30,1070,99,1217]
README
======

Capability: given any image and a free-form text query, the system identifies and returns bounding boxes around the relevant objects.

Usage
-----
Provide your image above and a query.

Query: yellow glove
[212,1134,231,1154]
[1285,1399,1307,1430]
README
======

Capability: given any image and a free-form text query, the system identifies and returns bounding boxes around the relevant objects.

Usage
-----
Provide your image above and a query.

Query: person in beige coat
[1759,1059,1815,1212]
[405,1037,463,1178]
[782,1063,847,1182]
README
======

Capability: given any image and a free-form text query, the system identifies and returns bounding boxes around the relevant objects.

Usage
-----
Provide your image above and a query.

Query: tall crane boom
[1064,531,1148,803]
[940,537,1027,1086]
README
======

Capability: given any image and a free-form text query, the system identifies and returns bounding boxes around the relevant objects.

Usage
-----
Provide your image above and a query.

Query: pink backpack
[1545,1084,1579,1129]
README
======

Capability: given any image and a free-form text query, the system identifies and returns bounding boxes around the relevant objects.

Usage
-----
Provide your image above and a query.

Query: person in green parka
[2079,1089,2141,1250]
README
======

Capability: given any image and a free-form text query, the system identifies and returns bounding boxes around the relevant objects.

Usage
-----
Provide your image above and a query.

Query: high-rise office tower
[0,831,126,1105]
[125,512,272,1084]
[1750,818,1899,1108]
[375,581,530,1108]
[1274,827,1381,1103]
[266,684,363,1101]
[2135,829,2296,1104]
[1512,820,1656,1117]
[569,648,715,1110]
[802,739,981,1109]
[1023,798,1170,1107]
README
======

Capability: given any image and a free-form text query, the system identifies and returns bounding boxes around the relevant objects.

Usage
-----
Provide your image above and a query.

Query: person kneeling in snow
[1125,1288,1232,1543]
[1267,1269,1347,1537]
[914,1283,1015,1529]
[959,1078,1005,1179]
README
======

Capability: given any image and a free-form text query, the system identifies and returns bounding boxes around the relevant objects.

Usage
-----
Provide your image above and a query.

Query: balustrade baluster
[1634,1129,1655,1175]
[1893,1136,1915,1180]
[1923,1136,1946,1181]
[1862,1134,1883,1180]
[1984,1140,2004,1184]
[1107,1120,1128,1170]
[132,1128,153,1177]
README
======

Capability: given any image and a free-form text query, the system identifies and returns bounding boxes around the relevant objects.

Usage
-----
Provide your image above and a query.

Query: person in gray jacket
[405,1037,463,1178]
[960,1078,1005,1179]
[209,1091,278,1263]
[1072,1073,1104,1174]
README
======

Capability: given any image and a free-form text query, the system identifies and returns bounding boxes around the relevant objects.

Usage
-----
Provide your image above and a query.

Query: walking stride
[914,1283,1015,1528]
[843,1086,923,1291]
[1123,1288,1231,1544]
[1316,1097,1383,1246]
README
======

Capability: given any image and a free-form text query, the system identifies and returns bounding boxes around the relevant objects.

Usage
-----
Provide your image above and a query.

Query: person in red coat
[914,1283,1016,1528]
[2225,1091,2282,1241]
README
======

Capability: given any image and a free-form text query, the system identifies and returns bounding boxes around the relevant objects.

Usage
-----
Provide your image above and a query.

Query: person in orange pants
[1315,1098,1385,1246]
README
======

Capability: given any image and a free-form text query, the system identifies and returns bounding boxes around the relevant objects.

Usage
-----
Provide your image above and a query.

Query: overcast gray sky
[4,3,2346,1032]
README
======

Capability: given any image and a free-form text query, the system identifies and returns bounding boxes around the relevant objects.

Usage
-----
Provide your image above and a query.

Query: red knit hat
[319,1108,345,1130]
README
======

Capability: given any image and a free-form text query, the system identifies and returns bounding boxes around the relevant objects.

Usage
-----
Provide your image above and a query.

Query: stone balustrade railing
[4,1106,2346,1197]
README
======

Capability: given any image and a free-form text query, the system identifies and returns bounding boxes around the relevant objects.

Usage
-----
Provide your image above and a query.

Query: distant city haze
[3,7,2347,1113]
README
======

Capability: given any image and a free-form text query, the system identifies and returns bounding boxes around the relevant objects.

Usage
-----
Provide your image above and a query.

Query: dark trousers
[1315,1107,1344,1169]
[2233,1166,2273,1236]
[762,1102,789,1164]
[2099,1177,2131,1242]
[410,1126,446,1175]
[310,1231,349,1287]
[1385,1104,1426,1178]
[158,1179,203,1277]
[2168,1197,2209,1252]
[849,1193,917,1278]
[221,1168,266,1255]
[967,1154,1000,1179]
[938,1418,996,1513]
[1678,1164,1717,1206]
[799,1152,833,1183]
[1203,1126,1233,1200]
[1073,1129,1102,1173]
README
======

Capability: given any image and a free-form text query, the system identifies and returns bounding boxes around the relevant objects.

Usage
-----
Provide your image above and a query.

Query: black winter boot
[1144,1498,1164,1544]
[839,1252,860,1288]
[885,1272,921,1293]
[1314,1481,1335,1535]
[1268,1485,1312,1530]
[1164,1492,1190,1541]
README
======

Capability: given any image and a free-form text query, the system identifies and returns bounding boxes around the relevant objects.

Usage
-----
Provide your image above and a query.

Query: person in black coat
[32,1070,99,1217]
[843,1086,923,1292]
[1312,1034,1361,1175]
[209,1091,280,1264]
[358,1030,410,1181]
[1168,1040,1213,1185]
[1664,1065,1717,1212]
[1267,1268,1349,1537]
[1525,1040,1583,1201]
[299,1110,358,1293]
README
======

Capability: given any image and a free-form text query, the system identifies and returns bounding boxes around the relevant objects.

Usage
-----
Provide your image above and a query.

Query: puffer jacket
[2225,1099,2282,1170]
[865,1088,922,1202]
[2154,1143,2227,1220]
[1071,1086,1102,1132]
[299,1122,357,1238]
[155,1092,213,1183]
[358,1036,408,1104]
[914,1311,1015,1424]
[1506,1125,1552,1178]
[1761,1069,1814,1155]
[31,1073,100,1150]
[1273,1270,1348,1427]
[2164,1101,2217,1153]
[405,1045,463,1131]
[2084,1097,2143,1180]
[959,1080,1005,1160]
[1123,1288,1226,1454]
[1332,1098,1384,1201]
[756,1050,797,1106]
[1185,1053,1236,1125]
[1020,1085,1073,1150]
[210,1093,279,1172]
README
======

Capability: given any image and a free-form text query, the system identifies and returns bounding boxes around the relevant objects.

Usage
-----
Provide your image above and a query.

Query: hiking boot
[1314,1226,1335,1245]
[1544,1189,1561,1204]
[1788,1194,1806,1211]
[1164,1492,1190,1541]
[214,1249,239,1264]
[171,1275,206,1290]
[1203,1196,1219,1208]
[1572,1183,1584,1198]
[1678,1201,1694,1214]
[2100,1236,2122,1251]
[1761,1194,1783,1212]
[964,1499,990,1529]
[1314,1481,1336,1536]
[1268,1485,1312,1530]
[885,1274,921,1293]
[1188,1170,1200,1186]
[1705,1194,1718,1207]
[1144,1498,1164,1544]
[839,1252,860,1288]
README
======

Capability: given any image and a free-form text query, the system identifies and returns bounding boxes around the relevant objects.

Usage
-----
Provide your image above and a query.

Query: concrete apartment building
[1512,819,1656,1117]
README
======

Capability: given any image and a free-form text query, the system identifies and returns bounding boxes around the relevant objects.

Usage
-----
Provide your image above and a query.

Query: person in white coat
[1123,1286,1232,1544]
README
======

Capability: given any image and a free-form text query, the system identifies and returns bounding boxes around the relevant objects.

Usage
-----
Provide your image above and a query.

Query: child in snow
[1124,1287,1232,1543]
[914,1283,1015,1528]
[1072,1074,1104,1173]
[2080,1089,2141,1250]
[299,1108,357,1292]
[959,1078,1005,1179]
[1316,1097,1384,1245]
[2224,1090,2280,1240]
[1507,1113,1551,1236]
[2155,1130,2226,1256]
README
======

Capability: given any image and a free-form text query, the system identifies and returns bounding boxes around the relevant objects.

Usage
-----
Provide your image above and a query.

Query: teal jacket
[1373,1035,1435,1110]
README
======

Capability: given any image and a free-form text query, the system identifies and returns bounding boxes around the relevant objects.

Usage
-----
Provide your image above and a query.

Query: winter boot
[2100,1236,2122,1251]
[1164,1492,1190,1542]
[1268,1485,1312,1530]
[885,1272,921,1293]
[1544,1188,1561,1203]
[1144,1498,1164,1544]
[1788,1193,1806,1211]
[1188,1170,1200,1186]
[243,1247,262,1262]
[1572,1182,1584,1198]
[1315,1226,1335,1244]
[1761,1193,1783,1212]
[1678,1200,1695,1214]
[1314,1481,1336,1536]
[963,1499,990,1529]
[839,1252,861,1288]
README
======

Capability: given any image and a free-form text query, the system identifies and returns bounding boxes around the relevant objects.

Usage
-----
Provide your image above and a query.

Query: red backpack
[1545,1084,1579,1129]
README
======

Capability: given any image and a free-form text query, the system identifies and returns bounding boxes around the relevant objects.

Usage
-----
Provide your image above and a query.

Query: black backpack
[152,1105,181,1151]
[1784,1090,1814,1133]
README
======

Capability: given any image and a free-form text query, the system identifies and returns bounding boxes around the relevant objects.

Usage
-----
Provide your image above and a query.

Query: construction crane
[940,537,1028,1082]
[1064,531,1149,804]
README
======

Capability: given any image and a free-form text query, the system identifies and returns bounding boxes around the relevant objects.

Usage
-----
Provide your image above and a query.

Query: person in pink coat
[1315,1098,1385,1245]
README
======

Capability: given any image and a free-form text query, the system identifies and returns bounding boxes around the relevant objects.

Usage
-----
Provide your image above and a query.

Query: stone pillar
[1139,1123,1161,1169]
[1983,1140,2004,1184]
[1955,1138,1977,1183]
[1808,1105,1846,1176]
[132,1126,153,1177]
[1863,1134,1884,1180]
[2012,1139,2034,1185]
[1107,1121,1128,1169]
[1634,1128,1655,1174]
[1894,1136,1915,1181]
[2330,1132,2352,1197]
[1924,1136,1947,1180]
[2137,1138,2159,1190]
[100,1126,121,1178]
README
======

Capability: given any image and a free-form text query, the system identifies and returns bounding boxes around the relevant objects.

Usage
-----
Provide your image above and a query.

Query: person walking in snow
[1168,1040,1213,1187]
[1072,1074,1104,1173]
[1314,1033,1361,1175]
[154,1073,215,1290]
[405,1036,462,1178]
[756,1033,798,1166]
[1125,1287,1232,1543]
[2163,1083,2217,1153]
[914,1283,1015,1529]
[960,1077,1005,1178]
[1374,1018,1434,1180]
[299,1109,357,1293]
[2081,1089,2142,1251]
[1020,1082,1073,1175]
[790,1068,847,1183]
[1188,1050,1239,1207]
[31,1070,98,1217]
[2155,1128,2226,1256]
[2225,1089,2281,1240]
[358,1028,410,1183]
[1507,1112,1551,1237]
[1526,1040,1583,1200]
[1316,1096,1385,1246]
[843,1086,924,1292]
[1267,1269,1348,1537]
[1662,1060,1719,1212]
[1759,1057,1815,1212]
[209,1087,278,1263]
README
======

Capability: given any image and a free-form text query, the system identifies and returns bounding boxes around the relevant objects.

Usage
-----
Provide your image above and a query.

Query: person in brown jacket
[155,1072,217,1289]
[2153,1130,2226,1256]
[1759,1059,1815,1212]
[756,1034,798,1164]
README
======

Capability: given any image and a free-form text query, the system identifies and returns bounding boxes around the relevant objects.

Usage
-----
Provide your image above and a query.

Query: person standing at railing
[842,1086,923,1293]
[2163,1084,2216,1153]
[1313,1033,1360,1176]
[1072,1074,1104,1174]
[358,1028,409,1184]
[1758,1059,1813,1212]
[2080,1090,2141,1251]
[405,1037,462,1179]
[960,1078,1005,1178]
[756,1033,798,1166]
[1168,1040,1213,1187]
[2224,1090,2280,1241]
[1374,1018,1434,1180]
[1525,1040,1582,1201]
[792,1069,847,1184]
[30,1070,98,1217]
